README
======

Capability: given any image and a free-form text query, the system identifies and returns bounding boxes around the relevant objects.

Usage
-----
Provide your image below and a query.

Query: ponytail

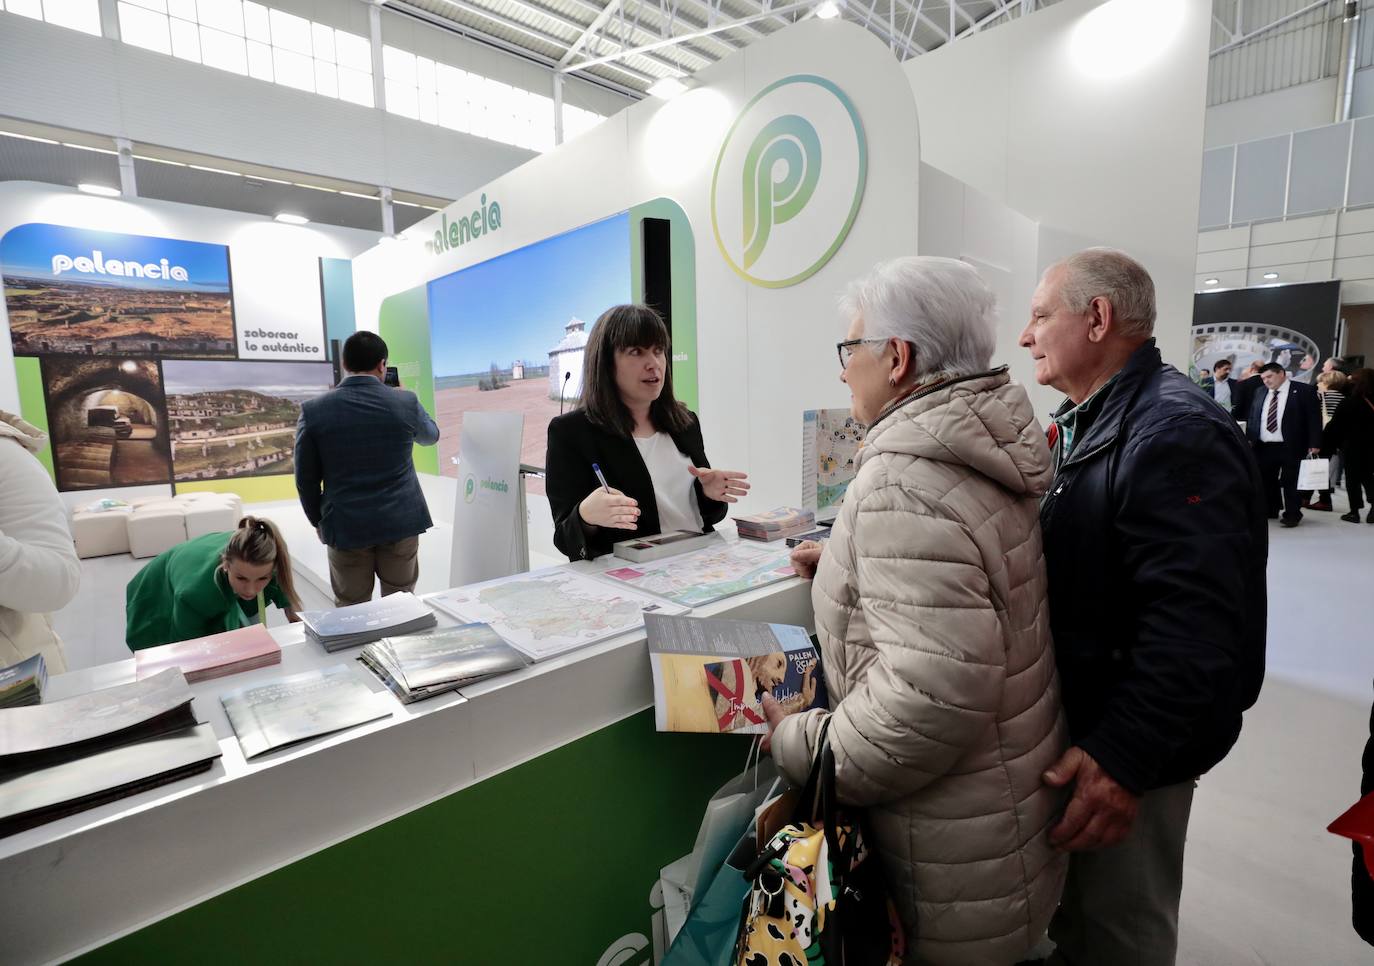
[222,516,301,611]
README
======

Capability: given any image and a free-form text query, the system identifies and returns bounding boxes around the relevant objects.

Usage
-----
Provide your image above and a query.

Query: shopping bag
[1297,457,1330,491]
[733,720,905,966]
[662,831,758,966]
[684,741,780,902]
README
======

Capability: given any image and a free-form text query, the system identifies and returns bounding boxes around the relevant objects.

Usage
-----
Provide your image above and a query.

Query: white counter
[0,549,814,965]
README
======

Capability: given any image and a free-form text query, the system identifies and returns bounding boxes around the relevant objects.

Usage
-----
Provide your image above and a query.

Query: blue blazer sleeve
[411,393,440,446]
[294,407,323,527]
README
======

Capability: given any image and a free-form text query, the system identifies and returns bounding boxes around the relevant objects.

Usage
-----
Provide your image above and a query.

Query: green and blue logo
[712,75,867,288]
[463,474,476,504]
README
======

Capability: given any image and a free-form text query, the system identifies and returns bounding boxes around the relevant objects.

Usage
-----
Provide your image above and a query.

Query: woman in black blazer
[545,304,748,561]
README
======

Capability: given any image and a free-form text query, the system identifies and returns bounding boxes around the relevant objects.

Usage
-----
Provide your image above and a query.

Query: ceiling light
[188,164,240,176]
[815,0,842,18]
[338,190,378,200]
[1,131,60,145]
[647,76,690,100]
[134,155,187,167]
[377,235,397,244]
[1204,278,1219,285]
[274,213,309,225]
[1263,272,1279,280]
[293,182,339,193]
[63,142,118,155]
[77,183,120,197]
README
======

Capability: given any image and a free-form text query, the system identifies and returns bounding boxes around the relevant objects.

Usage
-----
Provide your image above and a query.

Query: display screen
[427,212,633,493]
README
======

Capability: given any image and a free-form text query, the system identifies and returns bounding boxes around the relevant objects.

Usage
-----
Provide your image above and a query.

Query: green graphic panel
[14,356,54,478]
[319,258,358,342]
[378,286,439,476]
[74,710,743,965]
[629,199,699,411]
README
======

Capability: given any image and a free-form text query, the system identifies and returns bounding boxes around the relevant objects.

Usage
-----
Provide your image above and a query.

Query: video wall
[1191,280,1342,387]
[427,212,633,491]
[2,223,335,492]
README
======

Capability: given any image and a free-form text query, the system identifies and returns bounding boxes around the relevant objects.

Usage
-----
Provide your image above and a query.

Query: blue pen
[592,462,612,493]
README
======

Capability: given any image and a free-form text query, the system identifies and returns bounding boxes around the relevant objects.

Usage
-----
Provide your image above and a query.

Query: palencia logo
[428,194,502,256]
[464,474,509,504]
[711,75,868,289]
[51,251,190,281]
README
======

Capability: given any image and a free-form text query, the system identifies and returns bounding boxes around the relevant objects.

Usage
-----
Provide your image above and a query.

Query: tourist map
[601,541,795,608]
[801,408,866,514]
[427,569,687,661]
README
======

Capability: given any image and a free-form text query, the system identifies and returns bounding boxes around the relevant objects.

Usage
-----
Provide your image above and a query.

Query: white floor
[45,483,1374,961]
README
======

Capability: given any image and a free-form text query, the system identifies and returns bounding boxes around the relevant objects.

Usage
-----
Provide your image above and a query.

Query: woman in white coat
[765,258,1067,965]
[0,410,80,673]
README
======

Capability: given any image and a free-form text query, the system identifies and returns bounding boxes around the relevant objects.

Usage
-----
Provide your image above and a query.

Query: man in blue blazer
[295,331,440,605]
[1247,362,1322,527]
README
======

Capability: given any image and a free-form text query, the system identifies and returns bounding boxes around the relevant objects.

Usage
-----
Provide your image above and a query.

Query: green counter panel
[74,710,744,965]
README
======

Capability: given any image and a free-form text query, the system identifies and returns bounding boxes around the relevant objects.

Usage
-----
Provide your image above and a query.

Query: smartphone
[384,366,400,387]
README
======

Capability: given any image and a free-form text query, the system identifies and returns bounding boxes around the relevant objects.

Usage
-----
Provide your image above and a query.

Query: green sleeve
[266,579,291,612]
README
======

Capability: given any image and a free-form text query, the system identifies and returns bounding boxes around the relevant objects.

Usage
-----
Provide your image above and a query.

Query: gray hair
[1053,247,1156,338]
[839,256,996,378]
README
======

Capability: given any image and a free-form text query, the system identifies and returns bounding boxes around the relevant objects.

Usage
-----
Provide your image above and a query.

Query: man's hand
[760,692,788,754]
[1308,447,1321,455]
[1043,746,1140,851]
[789,540,823,579]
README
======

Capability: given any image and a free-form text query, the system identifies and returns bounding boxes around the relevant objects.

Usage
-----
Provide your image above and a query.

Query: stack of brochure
[221,665,391,759]
[134,624,281,683]
[359,623,531,704]
[300,593,437,652]
[0,654,46,709]
[734,507,815,542]
[0,670,220,836]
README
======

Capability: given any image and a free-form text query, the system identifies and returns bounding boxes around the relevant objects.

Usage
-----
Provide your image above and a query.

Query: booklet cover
[644,613,828,734]
[360,623,531,703]
[300,593,438,651]
[0,653,46,709]
[221,665,391,759]
[135,624,281,683]
[0,723,221,838]
[0,669,195,771]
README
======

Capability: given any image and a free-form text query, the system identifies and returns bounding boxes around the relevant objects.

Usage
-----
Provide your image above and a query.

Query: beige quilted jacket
[771,368,1067,965]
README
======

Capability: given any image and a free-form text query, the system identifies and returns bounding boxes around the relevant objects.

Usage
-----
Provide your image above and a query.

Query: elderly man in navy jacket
[295,331,440,606]
[1020,248,1267,966]
[1246,362,1323,527]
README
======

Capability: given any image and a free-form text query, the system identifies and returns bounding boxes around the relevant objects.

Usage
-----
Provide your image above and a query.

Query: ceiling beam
[1210,0,1329,55]
[562,0,813,72]
[560,0,627,65]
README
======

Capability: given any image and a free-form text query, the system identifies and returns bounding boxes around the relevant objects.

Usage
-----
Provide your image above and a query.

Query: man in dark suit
[1247,361,1322,527]
[1230,361,1264,423]
[295,331,440,605]
[1209,358,1237,411]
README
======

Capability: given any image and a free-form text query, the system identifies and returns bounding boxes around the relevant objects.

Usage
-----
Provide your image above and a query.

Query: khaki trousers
[1047,780,1196,966]
[326,535,420,607]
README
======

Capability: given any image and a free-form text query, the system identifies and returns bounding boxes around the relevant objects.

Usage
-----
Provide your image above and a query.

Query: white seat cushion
[184,498,241,540]
[71,508,132,558]
[127,506,188,559]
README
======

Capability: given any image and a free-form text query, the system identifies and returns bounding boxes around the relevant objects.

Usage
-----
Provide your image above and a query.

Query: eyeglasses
[836,338,887,370]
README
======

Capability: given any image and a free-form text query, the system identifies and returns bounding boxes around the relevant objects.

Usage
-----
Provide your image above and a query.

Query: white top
[1213,376,1232,407]
[634,432,705,534]
[0,416,81,673]
[1259,380,1291,443]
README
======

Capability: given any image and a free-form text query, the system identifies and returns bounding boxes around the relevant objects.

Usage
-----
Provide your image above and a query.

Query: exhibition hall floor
[49,490,1374,962]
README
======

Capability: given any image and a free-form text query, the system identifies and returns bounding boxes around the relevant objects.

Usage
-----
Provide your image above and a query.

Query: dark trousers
[1256,443,1302,521]
[1348,457,1374,512]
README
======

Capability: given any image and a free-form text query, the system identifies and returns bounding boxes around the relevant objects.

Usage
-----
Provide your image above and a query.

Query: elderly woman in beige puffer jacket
[764,257,1067,965]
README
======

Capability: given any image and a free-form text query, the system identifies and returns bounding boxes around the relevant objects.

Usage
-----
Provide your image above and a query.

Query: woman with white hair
[763,256,1068,965]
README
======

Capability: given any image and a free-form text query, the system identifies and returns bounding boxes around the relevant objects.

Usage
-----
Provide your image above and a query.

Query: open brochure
[644,613,828,734]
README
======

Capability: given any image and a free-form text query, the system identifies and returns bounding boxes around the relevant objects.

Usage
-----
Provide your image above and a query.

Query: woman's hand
[689,465,750,503]
[760,692,789,754]
[579,486,640,530]
[286,609,302,624]
[789,540,824,579]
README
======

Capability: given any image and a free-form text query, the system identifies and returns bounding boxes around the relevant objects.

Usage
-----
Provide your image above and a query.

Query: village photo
[1,223,236,358]
[162,359,335,483]
[427,212,632,492]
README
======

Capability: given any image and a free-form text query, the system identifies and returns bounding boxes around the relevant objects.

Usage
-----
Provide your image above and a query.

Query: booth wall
[353,20,922,514]
[0,181,378,508]
[0,10,626,203]
[904,0,1209,410]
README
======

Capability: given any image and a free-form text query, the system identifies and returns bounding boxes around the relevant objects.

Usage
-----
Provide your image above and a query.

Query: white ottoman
[127,505,188,559]
[70,507,133,558]
[184,496,241,540]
